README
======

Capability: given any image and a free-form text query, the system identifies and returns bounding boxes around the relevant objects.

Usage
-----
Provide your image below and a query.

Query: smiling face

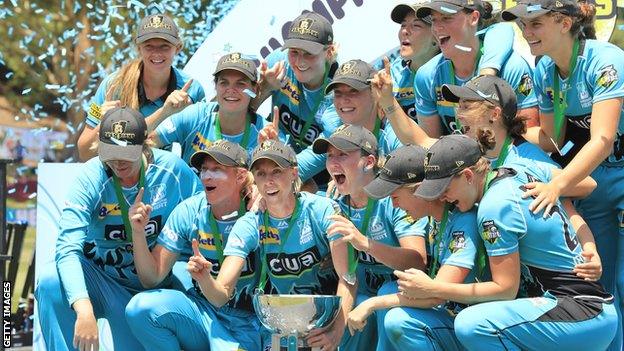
[430,10,479,59]
[398,12,435,60]
[199,156,242,205]
[287,47,329,88]
[332,84,376,125]
[326,145,375,195]
[439,170,479,212]
[251,159,298,206]
[215,70,255,114]
[138,38,179,73]
[391,184,436,219]
[518,14,566,57]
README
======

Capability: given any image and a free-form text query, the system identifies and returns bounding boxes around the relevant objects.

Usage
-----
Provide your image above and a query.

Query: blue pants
[35,258,143,351]
[125,288,263,351]
[339,293,379,351]
[454,295,618,351]
[576,164,624,350]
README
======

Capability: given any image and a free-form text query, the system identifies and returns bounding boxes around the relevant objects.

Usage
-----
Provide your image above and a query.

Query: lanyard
[290,62,331,147]
[112,160,145,242]
[553,39,580,143]
[346,197,377,278]
[475,168,501,279]
[428,203,450,278]
[373,118,382,140]
[257,197,302,292]
[207,200,246,265]
[449,40,484,133]
[215,113,252,149]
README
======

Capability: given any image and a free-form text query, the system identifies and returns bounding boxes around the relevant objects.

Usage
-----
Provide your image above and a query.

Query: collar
[401,59,412,69]
[138,67,178,105]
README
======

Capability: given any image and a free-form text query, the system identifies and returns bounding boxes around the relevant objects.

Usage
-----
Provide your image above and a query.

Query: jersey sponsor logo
[517,73,533,96]
[191,132,212,152]
[393,86,415,100]
[198,230,220,250]
[203,251,256,277]
[568,114,591,129]
[597,64,618,88]
[619,210,624,228]
[89,103,102,121]
[481,220,500,244]
[545,87,564,104]
[277,104,323,145]
[162,225,178,242]
[98,203,121,219]
[104,215,162,241]
[369,217,387,241]
[448,231,466,253]
[260,225,281,245]
[280,79,301,105]
[400,103,417,119]
[576,82,592,108]
[267,246,321,276]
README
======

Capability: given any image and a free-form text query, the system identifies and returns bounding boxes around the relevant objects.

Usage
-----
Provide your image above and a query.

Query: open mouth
[224,97,240,102]
[151,59,165,64]
[205,186,217,192]
[266,189,280,197]
[339,107,355,113]
[401,40,411,48]
[527,40,541,46]
[332,173,347,185]
[438,35,450,46]
[296,66,310,72]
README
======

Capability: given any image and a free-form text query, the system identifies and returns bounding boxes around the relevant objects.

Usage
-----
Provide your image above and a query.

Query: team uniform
[266,50,343,181]
[414,23,536,134]
[392,22,515,122]
[35,149,201,350]
[85,67,205,128]
[454,166,618,351]
[533,39,624,349]
[125,193,262,351]
[154,101,268,163]
[336,196,428,351]
[380,207,480,351]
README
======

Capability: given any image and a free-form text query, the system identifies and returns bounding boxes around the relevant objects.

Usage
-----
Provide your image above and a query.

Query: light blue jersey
[392,22,515,122]
[157,193,257,311]
[224,192,339,295]
[266,50,343,181]
[378,120,404,158]
[155,101,268,163]
[85,67,205,127]
[415,24,536,134]
[533,39,624,166]
[55,149,202,306]
[337,196,427,295]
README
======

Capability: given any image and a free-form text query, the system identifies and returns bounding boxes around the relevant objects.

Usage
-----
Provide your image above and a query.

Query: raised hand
[100,100,121,118]
[258,106,281,143]
[129,187,152,235]
[371,56,394,108]
[187,239,213,282]
[327,215,370,252]
[162,79,194,117]
[259,60,286,91]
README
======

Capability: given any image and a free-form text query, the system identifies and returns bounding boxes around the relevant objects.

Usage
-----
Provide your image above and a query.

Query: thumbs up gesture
[187,239,213,281]
[162,79,194,117]
[129,187,153,234]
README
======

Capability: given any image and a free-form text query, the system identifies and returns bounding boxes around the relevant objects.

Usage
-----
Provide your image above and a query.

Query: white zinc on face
[200,169,228,181]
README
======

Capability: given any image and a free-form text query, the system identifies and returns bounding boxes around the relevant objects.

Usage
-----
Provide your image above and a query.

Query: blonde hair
[106,59,143,110]
[239,169,255,201]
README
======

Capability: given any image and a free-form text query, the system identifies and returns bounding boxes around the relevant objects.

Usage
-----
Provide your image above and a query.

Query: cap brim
[135,32,180,45]
[213,67,257,82]
[364,177,403,199]
[312,137,360,154]
[325,78,370,95]
[190,150,240,170]
[501,4,549,21]
[414,176,453,200]
[250,155,293,170]
[283,39,324,55]
[441,84,484,103]
[391,4,415,23]
[416,2,462,18]
[98,143,142,163]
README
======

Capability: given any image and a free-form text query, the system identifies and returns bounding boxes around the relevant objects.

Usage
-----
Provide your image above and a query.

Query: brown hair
[476,127,497,153]
[550,1,597,39]
[463,100,527,138]
[239,169,255,202]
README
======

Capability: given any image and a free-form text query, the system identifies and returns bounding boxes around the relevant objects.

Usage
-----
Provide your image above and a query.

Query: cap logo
[144,15,172,30]
[291,19,319,38]
[407,172,417,179]
[104,120,135,140]
[212,139,231,150]
[555,0,564,7]
[364,141,372,150]
[476,90,496,100]
[466,0,474,5]
[338,62,361,77]
[424,153,440,172]
[221,53,252,69]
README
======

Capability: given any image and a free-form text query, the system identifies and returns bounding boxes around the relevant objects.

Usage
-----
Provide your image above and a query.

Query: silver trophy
[253,294,342,351]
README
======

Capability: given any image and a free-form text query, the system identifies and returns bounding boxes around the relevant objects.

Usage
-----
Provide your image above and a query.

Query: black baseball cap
[442,75,518,120]
[213,52,258,82]
[135,14,180,46]
[416,0,484,18]
[364,144,428,199]
[502,0,579,21]
[325,60,376,94]
[250,140,298,169]
[312,124,378,155]
[99,107,147,163]
[415,135,483,200]
[283,12,333,55]
[190,140,249,170]
[391,3,432,25]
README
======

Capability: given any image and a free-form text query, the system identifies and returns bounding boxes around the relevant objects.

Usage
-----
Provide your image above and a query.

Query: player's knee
[454,307,489,348]
[35,265,64,306]
[125,292,158,325]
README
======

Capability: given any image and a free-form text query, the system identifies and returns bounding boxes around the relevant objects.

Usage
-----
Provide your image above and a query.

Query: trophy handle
[287,334,297,351]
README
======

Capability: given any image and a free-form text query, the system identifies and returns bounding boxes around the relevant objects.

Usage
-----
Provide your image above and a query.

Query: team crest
[112,121,127,135]
[291,19,319,38]
[597,65,618,88]
[338,61,361,77]
[144,15,172,30]
[517,73,533,96]
[448,231,466,253]
[555,0,563,7]
[481,220,500,244]
[104,120,135,140]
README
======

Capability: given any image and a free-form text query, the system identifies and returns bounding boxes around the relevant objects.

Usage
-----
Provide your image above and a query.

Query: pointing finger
[134,187,144,204]
[181,79,193,92]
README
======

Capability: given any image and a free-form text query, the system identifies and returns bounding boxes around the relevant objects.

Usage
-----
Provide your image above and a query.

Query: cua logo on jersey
[98,203,121,218]
[517,73,533,96]
[448,231,466,253]
[481,220,500,244]
[104,215,162,240]
[260,225,281,244]
[267,246,321,276]
[597,64,618,88]
[277,104,323,145]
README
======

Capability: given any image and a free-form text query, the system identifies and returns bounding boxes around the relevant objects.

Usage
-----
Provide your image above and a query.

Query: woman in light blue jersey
[312,125,428,350]
[401,134,616,350]
[502,2,624,348]
[124,140,261,351]
[35,107,201,351]
[345,143,481,351]
[189,139,354,351]
[77,14,205,161]
[151,53,268,163]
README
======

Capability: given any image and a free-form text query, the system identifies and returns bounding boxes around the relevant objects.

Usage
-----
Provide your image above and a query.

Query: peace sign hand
[129,187,153,235]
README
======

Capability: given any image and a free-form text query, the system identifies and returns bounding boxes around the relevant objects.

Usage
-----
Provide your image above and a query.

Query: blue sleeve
[391,205,427,238]
[55,167,100,305]
[533,61,554,113]
[297,148,327,181]
[310,197,339,247]
[223,212,260,258]
[478,181,527,257]
[381,125,404,155]
[173,156,203,197]
[478,23,514,72]
[441,210,479,269]
[187,80,205,103]
[157,199,195,254]
[85,74,113,128]
[155,102,203,146]
[414,62,438,117]
[500,56,538,110]
[587,46,624,104]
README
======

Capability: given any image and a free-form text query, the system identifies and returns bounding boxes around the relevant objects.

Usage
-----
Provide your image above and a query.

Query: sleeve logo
[597,64,618,88]
[481,220,500,244]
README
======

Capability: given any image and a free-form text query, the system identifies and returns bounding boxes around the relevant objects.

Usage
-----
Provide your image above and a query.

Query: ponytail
[106,59,143,110]
[550,1,596,39]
